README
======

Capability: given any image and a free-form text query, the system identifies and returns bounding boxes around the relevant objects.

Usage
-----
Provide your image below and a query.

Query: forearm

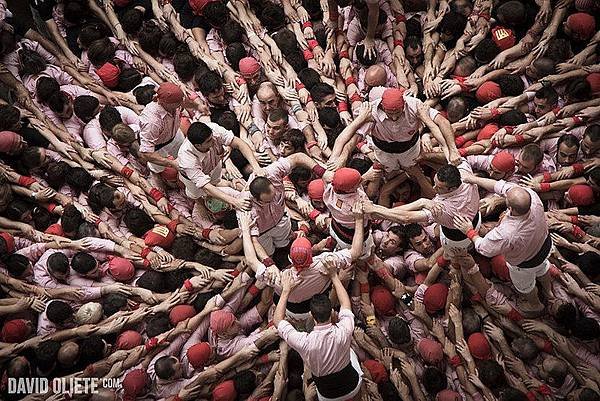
[331,275,350,310]
[273,290,289,326]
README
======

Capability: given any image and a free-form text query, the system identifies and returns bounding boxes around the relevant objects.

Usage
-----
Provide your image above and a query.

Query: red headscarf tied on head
[187,342,212,369]
[190,0,217,15]
[566,12,596,41]
[239,57,261,78]
[468,332,492,360]
[568,184,595,206]
[212,380,237,401]
[371,285,396,316]
[1,319,31,343]
[210,309,236,336]
[381,88,405,111]
[363,359,388,384]
[307,179,325,201]
[332,167,362,193]
[156,82,184,104]
[290,237,313,270]
[417,338,444,364]
[0,131,23,154]
[437,389,462,401]
[476,81,502,104]
[423,283,448,314]
[107,256,135,282]
[586,73,600,94]
[96,62,121,88]
[122,369,148,401]
[491,151,515,173]
[116,330,143,350]
[0,232,15,254]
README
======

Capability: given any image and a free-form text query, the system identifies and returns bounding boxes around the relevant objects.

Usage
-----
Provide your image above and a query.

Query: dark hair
[436,164,462,189]
[473,39,500,64]
[5,254,30,277]
[282,129,307,153]
[47,252,70,276]
[347,157,372,175]
[478,360,507,390]
[447,96,469,123]
[73,95,100,123]
[98,106,122,133]
[511,337,539,362]
[76,222,99,239]
[137,271,168,293]
[71,252,97,274]
[546,39,572,63]
[45,161,70,190]
[61,204,84,233]
[133,85,156,105]
[564,78,592,103]
[0,29,16,56]
[462,307,481,336]
[532,57,555,78]
[388,316,411,344]
[155,356,177,380]
[439,11,467,42]
[318,107,341,130]
[123,207,155,237]
[174,50,200,82]
[261,4,286,32]
[497,0,527,27]
[233,370,256,396]
[422,366,447,395]
[194,248,224,267]
[225,42,247,71]
[310,83,335,104]
[65,167,94,194]
[35,340,61,372]
[171,236,199,261]
[358,7,387,29]
[404,223,423,240]
[203,2,229,28]
[118,68,143,92]
[18,48,47,76]
[121,8,144,35]
[79,336,105,364]
[87,183,116,213]
[188,122,213,144]
[196,71,223,96]
[556,133,579,151]
[159,33,180,58]
[145,313,171,337]
[272,29,298,54]
[192,291,217,312]
[217,111,240,137]
[220,20,244,45]
[496,75,524,97]
[47,92,70,115]
[138,21,163,57]
[577,252,600,280]
[499,110,527,126]
[46,300,73,324]
[6,199,33,222]
[288,166,311,186]
[0,105,21,131]
[309,294,332,323]
[521,144,543,166]
[87,38,115,67]
[249,176,273,199]
[63,1,87,24]
[535,86,558,106]
[579,389,600,401]
[298,68,321,90]
[32,207,55,231]
[573,317,600,341]
[285,51,308,72]
[101,293,127,316]
[78,23,107,49]
[356,43,378,66]
[302,0,323,19]
[36,77,60,104]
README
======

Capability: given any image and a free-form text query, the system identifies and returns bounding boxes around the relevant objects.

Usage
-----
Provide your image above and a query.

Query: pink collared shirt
[139,102,181,153]
[277,308,355,376]
[2,39,57,81]
[323,183,369,228]
[360,90,439,143]
[84,106,140,150]
[177,122,234,188]
[424,160,480,228]
[208,306,263,358]
[346,16,393,47]
[241,157,291,235]
[474,180,548,265]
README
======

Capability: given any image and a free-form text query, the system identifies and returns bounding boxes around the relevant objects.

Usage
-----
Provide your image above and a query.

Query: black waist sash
[372,133,419,154]
[154,133,177,151]
[331,219,371,244]
[273,284,331,314]
[441,212,480,242]
[518,234,552,269]
[313,362,360,399]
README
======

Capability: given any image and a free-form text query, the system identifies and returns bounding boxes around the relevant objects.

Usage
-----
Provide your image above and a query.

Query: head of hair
[46,300,73,324]
[71,252,97,274]
[565,78,592,102]
[473,39,500,64]
[577,252,600,280]
[137,271,167,294]
[187,122,213,145]
[36,77,60,104]
[272,29,298,54]
[439,11,467,41]
[355,43,378,66]
[78,23,107,49]
[579,389,600,401]
[123,207,155,237]
[462,307,481,336]
[217,111,240,137]
[261,4,286,32]
[249,176,273,199]
[220,20,244,45]
[159,33,180,59]
[138,21,163,57]
[203,2,229,28]
[0,105,21,131]
[347,157,373,175]
[154,356,177,380]
[73,95,99,123]
[573,317,600,341]
[403,223,423,240]
[194,248,224,267]
[5,254,30,278]
[499,110,527,126]
[546,39,572,62]
[233,370,256,396]
[63,1,88,24]
[478,360,507,390]
[35,340,61,372]
[79,336,105,364]
[98,106,122,132]
[298,68,322,90]
[511,337,539,362]
[422,367,447,395]
[436,164,462,190]
[282,129,306,153]
[133,85,156,105]
[388,316,411,344]
[497,0,527,27]
[174,48,200,82]
[145,313,172,337]
[285,51,308,72]
[310,294,332,323]
[118,69,143,92]
[87,183,116,214]
[535,86,559,106]
[521,143,543,166]
[532,57,556,78]
[0,29,17,56]
[32,207,55,231]
[318,107,341,130]
[101,293,127,316]
[496,75,525,97]
[446,96,468,123]
[196,71,223,96]
[121,8,144,34]
[45,161,70,190]
[47,252,69,276]
[310,83,335,103]
[171,236,199,261]
[225,42,247,70]
[18,48,47,76]
[61,204,84,233]
[192,290,217,311]
[358,7,387,29]
[87,38,115,67]
[76,222,99,239]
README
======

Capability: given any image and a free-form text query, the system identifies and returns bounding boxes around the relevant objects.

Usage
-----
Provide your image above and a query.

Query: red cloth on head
[189,0,217,15]
[423,283,448,314]
[116,330,143,350]
[566,13,596,40]
[586,73,600,94]
[210,310,236,335]
[371,285,395,316]
[468,332,492,359]
[97,62,121,88]
[477,123,499,141]
[44,223,65,236]
[476,81,502,104]
[363,359,388,384]
[0,232,15,253]
[1,319,30,343]
[212,380,237,401]
[290,237,313,270]
[417,338,444,364]
[332,167,361,193]
[156,82,184,104]
[169,304,197,325]
[491,151,515,173]
[161,166,179,183]
[491,255,510,281]
[187,342,212,369]
[491,26,516,51]
[122,369,148,397]
[239,57,261,77]
[108,256,135,282]
[0,131,23,153]
[568,184,595,206]
[381,88,405,111]
[144,224,176,248]
[307,179,325,200]
[437,389,462,401]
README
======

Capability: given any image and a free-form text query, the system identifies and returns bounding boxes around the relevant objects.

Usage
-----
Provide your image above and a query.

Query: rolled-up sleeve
[493,180,517,197]
[277,320,308,351]
[474,228,509,258]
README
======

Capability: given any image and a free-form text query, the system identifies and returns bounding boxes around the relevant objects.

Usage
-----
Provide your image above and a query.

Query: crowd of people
[0,0,599,400]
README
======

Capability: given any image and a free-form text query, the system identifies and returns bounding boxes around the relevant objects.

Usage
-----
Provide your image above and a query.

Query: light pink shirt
[1,39,56,81]
[177,122,234,188]
[346,16,393,47]
[323,183,369,228]
[474,180,548,266]
[83,106,140,149]
[277,308,355,376]
[139,102,181,153]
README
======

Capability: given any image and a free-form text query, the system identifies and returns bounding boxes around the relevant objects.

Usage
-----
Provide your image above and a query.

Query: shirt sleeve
[277,320,308,352]
[493,179,517,197]
[139,111,161,153]
[474,228,509,258]
[336,308,355,337]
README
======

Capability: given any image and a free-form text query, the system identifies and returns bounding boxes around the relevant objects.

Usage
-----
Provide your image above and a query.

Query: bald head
[57,341,80,367]
[257,82,277,100]
[507,187,531,216]
[365,65,387,88]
